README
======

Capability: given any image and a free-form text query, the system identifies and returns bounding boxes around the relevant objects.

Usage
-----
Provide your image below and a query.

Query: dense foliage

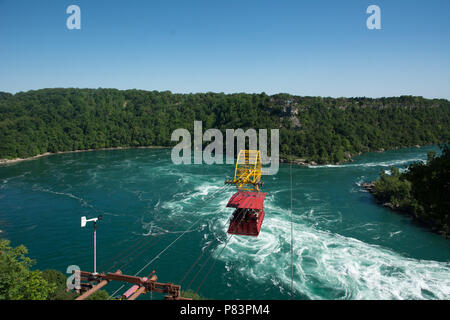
[181,289,207,300]
[0,88,449,164]
[0,239,109,300]
[372,146,450,236]
[0,239,55,299]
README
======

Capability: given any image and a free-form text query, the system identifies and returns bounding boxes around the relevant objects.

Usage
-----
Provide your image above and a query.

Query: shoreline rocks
[361,182,375,193]
[361,180,448,238]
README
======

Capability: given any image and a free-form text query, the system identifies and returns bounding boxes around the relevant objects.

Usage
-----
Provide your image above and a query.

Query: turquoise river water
[0,146,449,299]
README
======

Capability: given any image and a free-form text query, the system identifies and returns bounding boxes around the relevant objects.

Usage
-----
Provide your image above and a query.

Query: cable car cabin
[226,191,267,236]
[225,150,267,237]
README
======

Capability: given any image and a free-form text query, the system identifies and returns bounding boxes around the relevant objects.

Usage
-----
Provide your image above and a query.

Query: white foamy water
[32,185,92,208]
[213,200,450,300]
[308,157,426,169]
[149,163,450,300]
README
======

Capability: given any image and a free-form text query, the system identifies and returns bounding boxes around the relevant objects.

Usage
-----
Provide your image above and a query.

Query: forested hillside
[0,88,449,164]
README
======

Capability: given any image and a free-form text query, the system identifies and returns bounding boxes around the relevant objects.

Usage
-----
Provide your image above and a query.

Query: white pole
[81,215,101,275]
[93,221,97,275]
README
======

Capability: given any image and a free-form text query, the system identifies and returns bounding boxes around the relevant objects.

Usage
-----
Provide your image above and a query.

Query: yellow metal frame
[228,150,263,192]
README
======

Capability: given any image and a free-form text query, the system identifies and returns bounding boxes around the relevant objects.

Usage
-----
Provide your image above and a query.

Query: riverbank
[1,146,352,167]
[280,150,364,166]
[0,146,169,166]
[0,145,424,167]
[361,181,449,238]
[282,145,425,166]
[361,182,406,211]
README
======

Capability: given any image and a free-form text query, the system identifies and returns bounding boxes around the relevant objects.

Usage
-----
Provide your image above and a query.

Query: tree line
[370,146,449,237]
[0,88,449,164]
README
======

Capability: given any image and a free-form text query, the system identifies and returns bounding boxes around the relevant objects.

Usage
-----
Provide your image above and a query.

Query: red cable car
[226,191,267,236]
[224,150,266,237]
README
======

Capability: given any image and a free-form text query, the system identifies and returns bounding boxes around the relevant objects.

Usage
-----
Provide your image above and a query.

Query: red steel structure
[74,270,190,300]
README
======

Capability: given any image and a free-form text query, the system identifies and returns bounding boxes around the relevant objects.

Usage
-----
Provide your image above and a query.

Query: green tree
[86,290,110,300]
[181,289,207,300]
[0,89,448,164]
[370,145,450,236]
[41,269,77,300]
[0,239,55,300]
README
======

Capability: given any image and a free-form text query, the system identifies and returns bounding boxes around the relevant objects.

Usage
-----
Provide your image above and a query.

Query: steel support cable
[193,210,247,294]
[186,240,221,290]
[100,197,185,272]
[107,186,230,273]
[92,203,158,272]
[109,186,232,270]
[108,217,187,273]
[109,220,217,299]
[107,219,199,300]
[194,234,233,295]
[179,239,218,286]
[133,185,232,276]
[98,235,145,272]
[98,220,171,272]
[186,210,245,290]
[115,232,166,272]
[180,216,232,286]
[107,271,154,301]
[102,222,173,273]
[290,159,294,299]
[107,184,232,299]
[115,210,195,273]
[116,214,205,274]
[108,285,125,300]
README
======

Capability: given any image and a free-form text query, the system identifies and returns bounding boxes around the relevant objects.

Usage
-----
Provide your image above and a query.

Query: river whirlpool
[0,146,449,299]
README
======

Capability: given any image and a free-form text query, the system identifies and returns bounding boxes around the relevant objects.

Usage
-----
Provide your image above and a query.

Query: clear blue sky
[1,0,449,98]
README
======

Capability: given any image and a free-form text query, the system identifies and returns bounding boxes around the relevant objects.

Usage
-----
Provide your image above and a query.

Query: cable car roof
[226,191,267,210]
